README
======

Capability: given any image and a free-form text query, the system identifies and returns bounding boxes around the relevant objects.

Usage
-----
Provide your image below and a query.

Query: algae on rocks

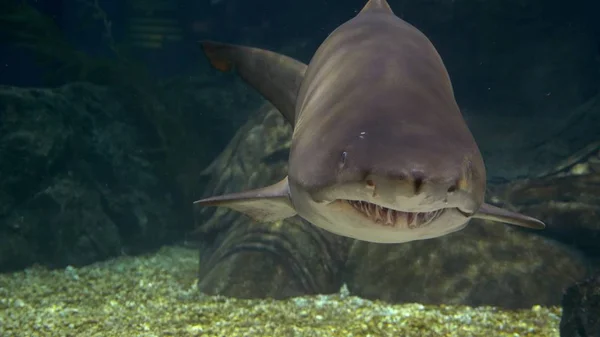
[0,83,183,271]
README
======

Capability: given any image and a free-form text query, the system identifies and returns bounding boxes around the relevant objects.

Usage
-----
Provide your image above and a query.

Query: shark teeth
[346,200,443,228]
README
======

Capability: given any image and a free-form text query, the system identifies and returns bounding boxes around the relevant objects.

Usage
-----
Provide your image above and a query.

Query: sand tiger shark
[195,0,545,243]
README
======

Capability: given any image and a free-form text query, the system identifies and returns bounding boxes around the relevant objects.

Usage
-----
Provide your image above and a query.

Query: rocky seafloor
[0,245,561,337]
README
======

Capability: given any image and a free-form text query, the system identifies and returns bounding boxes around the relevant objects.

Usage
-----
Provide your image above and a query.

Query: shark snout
[365,171,461,197]
[358,167,479,212]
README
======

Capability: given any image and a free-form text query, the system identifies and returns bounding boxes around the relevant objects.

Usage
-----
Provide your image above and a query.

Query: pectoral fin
[194,177,297,222]
[472,203,545,229]
[200,41,307,125]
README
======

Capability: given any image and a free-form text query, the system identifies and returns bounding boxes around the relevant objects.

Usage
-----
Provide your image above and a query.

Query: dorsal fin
[200,41,307,126]
[359,0,393,14]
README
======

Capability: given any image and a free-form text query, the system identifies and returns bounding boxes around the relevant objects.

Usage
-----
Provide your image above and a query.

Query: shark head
[286,111,487,243]
[195,0,545,244]
[282,0,491,243]
[285,44,489,242]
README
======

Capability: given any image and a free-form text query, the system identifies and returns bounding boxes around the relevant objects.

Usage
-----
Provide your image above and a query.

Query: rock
[467,94,600,182]
[345,220,588,308]
[193,104,293,236]
[0,83,184,271]
[194,104,351,298]
[343,140,600,309]
[560,275,600,337]
[197,216,351,299]
[488,142,600,259]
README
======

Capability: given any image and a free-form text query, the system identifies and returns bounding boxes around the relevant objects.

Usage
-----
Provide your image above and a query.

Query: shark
[195,0,545,243]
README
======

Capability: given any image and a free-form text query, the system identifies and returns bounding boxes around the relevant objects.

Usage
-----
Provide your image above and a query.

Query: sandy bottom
[0,246,561,337]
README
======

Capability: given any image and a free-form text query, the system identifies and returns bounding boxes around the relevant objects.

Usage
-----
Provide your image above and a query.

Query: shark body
[195,0,545,243]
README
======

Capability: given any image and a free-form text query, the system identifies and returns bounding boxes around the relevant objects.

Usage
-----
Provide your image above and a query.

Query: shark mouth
[345,200,444,229]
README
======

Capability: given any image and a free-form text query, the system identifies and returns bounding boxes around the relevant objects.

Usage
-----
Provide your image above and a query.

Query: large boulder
[488,144,600,259]
[344,221,588,308]
[194,105,352,298]
[560,275,600,337]
[0,83,183,271]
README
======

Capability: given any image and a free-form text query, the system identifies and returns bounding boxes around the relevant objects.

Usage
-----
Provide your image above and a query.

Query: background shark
[195,0,545,243]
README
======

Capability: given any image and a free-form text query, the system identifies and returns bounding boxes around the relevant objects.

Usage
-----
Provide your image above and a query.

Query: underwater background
[0,0,599,336]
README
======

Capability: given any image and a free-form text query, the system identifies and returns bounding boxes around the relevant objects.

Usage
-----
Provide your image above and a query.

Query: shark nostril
[413,177,424,194]
[410,170,425,194]
[447,184,457,193]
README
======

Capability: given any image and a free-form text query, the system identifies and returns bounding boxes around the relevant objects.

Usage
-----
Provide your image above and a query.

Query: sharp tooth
[386,208,393,225]
[425,211,433,222]
[417,212,425,225]
[407,212,415,225]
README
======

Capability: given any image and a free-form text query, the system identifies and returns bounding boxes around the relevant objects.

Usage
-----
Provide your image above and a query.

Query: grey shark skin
[196,0,545,243]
